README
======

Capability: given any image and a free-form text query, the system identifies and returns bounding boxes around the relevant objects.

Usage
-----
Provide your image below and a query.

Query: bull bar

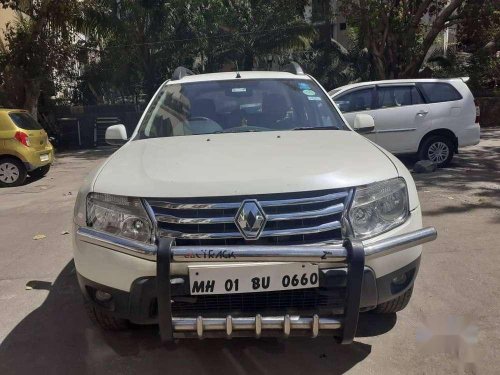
[76,226,437,343]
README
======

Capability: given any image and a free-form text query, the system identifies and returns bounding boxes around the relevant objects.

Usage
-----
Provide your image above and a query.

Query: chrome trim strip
[155,203,345,224]
[76,227,157,261]
[147,191,349,210]
[172,316,342,335]
[158,220,341,239]
[376,128,417,134]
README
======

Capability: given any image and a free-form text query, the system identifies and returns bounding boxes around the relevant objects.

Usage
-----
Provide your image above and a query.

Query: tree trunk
[243,50,255,71]
[23,81,41,121]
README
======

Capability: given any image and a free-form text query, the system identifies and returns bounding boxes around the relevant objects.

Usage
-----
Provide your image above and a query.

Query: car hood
[93,131,398,197]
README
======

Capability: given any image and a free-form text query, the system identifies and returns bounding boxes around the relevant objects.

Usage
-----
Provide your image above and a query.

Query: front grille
[146,188,351,246]
[171,288,346,317]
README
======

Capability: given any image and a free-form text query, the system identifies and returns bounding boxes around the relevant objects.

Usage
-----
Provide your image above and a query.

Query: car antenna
[235,62,241,78]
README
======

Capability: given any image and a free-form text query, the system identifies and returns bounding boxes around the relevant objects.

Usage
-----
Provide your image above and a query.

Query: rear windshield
[136,79,347,139]
[9,112,43,130]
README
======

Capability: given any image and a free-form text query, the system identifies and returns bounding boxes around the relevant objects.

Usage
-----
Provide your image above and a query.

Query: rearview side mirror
[105,124,128,146]
[353,114,375,134]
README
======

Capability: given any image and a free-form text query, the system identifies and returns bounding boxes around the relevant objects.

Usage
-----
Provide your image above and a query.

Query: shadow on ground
[398,129,500,219]
[55,147,117,162]
[0,261,399,375]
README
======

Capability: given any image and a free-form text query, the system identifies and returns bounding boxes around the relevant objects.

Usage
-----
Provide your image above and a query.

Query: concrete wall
[0,8,17,49]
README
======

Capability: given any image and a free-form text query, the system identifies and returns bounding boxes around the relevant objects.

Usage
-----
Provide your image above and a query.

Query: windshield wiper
[292,125,340,131]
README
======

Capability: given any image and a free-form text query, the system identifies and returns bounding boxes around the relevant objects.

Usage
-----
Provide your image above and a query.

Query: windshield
[136,79,347,139]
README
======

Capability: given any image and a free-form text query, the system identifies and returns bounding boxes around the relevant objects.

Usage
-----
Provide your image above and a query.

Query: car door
[332,86,379,144]
[368,84,432,154]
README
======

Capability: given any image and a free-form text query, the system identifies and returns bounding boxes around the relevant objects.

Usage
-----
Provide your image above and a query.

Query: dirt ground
[0,130,499,375]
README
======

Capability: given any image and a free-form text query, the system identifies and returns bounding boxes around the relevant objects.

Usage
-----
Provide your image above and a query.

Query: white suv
[73,64,436,342]
[330,78,480,166]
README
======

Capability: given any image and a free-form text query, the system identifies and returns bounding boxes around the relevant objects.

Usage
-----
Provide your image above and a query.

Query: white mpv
[330,78,480,166]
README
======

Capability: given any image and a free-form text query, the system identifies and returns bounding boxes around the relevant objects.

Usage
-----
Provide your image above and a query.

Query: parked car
[329,78,480,167]
[0,109,54,187]
[73,64,436,342]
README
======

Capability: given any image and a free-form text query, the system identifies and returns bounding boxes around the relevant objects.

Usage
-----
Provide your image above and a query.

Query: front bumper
[75,226,436,343]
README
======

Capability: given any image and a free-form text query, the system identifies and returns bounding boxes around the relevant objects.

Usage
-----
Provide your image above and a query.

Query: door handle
[417,110,428,116]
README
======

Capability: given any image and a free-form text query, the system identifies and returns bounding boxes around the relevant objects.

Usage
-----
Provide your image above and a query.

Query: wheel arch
[0,153,25,165]
[418,128,458,153]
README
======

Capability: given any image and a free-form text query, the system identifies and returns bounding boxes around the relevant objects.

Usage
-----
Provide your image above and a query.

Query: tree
[77,0,315,103]
[338,0,470,79]
[0,1,84,117]
[456,0,500,89]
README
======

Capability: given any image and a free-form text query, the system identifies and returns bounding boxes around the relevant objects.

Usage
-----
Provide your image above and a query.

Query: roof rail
[172,66,195,81]
[282,61,305,75]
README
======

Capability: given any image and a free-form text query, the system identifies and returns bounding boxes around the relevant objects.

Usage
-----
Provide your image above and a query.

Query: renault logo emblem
[235,200,267,240]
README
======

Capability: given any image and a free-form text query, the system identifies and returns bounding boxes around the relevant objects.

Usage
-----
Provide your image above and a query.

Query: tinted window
[138,79,347,138]
[334,88,374,113]
[419,83,462,103]
[9,112,42,130]
[377,86,424,108]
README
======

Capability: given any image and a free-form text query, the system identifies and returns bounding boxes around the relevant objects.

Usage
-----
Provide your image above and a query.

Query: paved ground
[0,130,499,375]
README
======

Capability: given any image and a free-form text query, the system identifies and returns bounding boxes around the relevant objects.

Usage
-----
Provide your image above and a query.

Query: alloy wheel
[427,141,450,164]
[0,162,20,184]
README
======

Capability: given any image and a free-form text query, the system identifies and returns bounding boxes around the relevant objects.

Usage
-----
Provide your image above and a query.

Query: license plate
[40,154,49,162]
[188,263,319,295]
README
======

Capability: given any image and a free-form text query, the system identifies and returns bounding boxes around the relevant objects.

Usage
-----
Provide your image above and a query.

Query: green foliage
[76,0,315,104]
[338,0,470,79]
[456,0,500,91]
[0,0,82,114]
[289,29,371,90]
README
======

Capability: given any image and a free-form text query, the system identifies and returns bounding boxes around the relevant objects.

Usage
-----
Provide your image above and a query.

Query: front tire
[374,286,413,314]
[0,157,27,187]
[84,302,129,331]
[419,136,454,167]
[29,164,51,178]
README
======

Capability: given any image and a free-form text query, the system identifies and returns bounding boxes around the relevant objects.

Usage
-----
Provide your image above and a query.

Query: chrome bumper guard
[173,315,340,339]
[76,226,437,342]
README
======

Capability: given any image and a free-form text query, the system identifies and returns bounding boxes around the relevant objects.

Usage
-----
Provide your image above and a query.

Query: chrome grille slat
[148,191,348,210]
[158,220,342,239]
[147,189,351,245]
[267,203,344,221]
[155,202,344,224]
[157,215,234,224]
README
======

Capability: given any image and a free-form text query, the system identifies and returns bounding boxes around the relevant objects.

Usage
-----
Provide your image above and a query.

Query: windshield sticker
[232,87,247,92]
[302,89,316,96]
[298,82,311,90]
[307,96,321,101]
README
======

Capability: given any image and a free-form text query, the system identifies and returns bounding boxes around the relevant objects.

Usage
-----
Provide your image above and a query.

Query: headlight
[86,193,153,243]
[348,178,409,239]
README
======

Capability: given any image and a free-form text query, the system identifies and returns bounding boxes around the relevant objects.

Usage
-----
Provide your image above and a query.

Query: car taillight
[14,131,31,147]
[474,99,480,125]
